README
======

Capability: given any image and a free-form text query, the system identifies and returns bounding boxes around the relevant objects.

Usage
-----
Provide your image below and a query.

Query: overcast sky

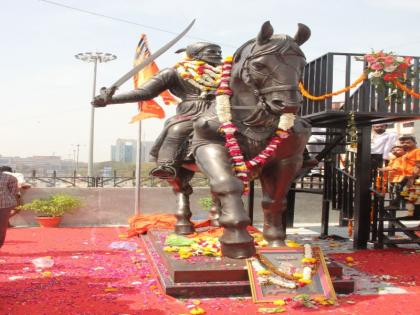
[1,0,419,162]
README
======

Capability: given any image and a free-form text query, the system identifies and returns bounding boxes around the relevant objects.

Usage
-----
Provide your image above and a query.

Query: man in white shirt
[371,124,397,171]
[1,166,31,227]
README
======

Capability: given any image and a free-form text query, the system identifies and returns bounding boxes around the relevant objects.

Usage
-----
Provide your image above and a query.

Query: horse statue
[168,21,312,258]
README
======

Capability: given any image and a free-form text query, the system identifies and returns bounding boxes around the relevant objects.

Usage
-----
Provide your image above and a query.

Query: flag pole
[134,120,142,215]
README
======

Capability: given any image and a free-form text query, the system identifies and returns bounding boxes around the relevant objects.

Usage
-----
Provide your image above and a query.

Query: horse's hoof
[210,219,221,227]
[267,240,286,247]
[174,224,195,235]
[220,240,256,259]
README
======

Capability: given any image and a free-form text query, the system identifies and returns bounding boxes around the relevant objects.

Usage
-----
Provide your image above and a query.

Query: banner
[131,34,177,123]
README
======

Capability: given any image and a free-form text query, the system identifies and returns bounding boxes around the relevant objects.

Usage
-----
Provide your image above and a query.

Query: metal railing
[301,52,420,118]
[25,170,209,188]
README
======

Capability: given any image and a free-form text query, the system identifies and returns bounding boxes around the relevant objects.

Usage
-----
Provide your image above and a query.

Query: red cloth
[127,214,262,237]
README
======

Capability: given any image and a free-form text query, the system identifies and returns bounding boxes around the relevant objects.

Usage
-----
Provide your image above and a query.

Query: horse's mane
[233,35,306,64]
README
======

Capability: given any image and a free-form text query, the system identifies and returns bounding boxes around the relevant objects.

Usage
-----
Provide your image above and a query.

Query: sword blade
[111,19,195,88]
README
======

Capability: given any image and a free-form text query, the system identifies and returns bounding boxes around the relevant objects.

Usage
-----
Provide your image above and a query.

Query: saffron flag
[131,34,177,123]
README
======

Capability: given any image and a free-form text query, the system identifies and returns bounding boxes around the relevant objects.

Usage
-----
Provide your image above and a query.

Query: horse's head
[232,21,310,115]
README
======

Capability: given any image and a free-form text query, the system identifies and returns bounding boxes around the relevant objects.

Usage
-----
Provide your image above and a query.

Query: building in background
[111,139,136,163]
[110,139,155,163]
[0,155,75,175]
[388,121,416,138]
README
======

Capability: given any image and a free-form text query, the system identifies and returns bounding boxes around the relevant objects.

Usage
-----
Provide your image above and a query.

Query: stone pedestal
[142,229,354,297]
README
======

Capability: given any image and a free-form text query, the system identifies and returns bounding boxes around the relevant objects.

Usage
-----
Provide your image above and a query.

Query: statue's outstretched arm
[92,68,176,107]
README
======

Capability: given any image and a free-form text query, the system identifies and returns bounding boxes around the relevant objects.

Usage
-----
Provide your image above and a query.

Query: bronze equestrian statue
[93,21,311,259]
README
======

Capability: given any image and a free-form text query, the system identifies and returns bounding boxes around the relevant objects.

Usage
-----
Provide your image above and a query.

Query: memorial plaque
[247,247,336,303]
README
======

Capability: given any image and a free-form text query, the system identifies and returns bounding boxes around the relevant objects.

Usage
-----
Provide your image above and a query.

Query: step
[384,206,403,211]
[378,216,420,221]
[383,238,420,245]
[382,227,420,232]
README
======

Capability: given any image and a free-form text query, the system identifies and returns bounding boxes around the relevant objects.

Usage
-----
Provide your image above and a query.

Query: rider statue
[93,42,222,179]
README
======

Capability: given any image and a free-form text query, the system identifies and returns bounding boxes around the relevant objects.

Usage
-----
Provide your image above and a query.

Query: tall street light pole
[75,52,117,178]
[71,144,83,174]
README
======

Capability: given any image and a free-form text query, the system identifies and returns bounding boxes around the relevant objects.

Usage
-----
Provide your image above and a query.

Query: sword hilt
[92,86,117,107]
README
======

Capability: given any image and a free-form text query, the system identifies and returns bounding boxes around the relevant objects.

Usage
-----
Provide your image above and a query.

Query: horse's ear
[294,23,311,46]
[257,21,274,45]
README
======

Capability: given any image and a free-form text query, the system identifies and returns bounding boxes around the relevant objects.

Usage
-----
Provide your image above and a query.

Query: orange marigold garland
[298,73,366,101]
[393,80,420,99]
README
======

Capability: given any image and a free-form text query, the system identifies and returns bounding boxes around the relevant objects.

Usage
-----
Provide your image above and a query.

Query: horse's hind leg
[167,168,195,235]
[260,155,303,246]
[195,144,256,258]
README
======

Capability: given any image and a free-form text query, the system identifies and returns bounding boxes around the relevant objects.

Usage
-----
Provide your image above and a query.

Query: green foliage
[21,193,82,217]
[198,196,213,211]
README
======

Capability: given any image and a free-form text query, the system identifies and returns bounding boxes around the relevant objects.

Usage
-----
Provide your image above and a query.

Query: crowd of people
[372,124,420,217]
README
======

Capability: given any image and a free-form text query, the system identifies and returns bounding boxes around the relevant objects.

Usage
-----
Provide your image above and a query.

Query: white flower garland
[174,59,222,96]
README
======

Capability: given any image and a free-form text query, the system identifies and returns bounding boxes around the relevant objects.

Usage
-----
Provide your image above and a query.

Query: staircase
[294,52,420,249]
[370,184,420,248]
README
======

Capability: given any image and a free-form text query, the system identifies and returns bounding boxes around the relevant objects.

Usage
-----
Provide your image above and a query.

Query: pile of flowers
[163,234,222,259]
[360,50,412,91]
[163,231,270,260]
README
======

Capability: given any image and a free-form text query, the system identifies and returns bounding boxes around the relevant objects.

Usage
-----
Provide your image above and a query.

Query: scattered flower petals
[258,307,286,313]
[104,287,119,292]
[8,275,24,281]
[189,307,205,314]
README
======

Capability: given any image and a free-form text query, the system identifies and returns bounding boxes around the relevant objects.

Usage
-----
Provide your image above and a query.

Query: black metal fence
[25,170,209,188]
[301,52,420,124]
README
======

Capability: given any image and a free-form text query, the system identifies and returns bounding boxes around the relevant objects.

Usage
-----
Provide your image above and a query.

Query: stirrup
[149,165,177,179]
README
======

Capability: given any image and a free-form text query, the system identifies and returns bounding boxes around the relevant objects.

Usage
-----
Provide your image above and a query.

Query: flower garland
[299,51,418,101]
[216,56,295,195]
[253,243,318,289]
[298,73,366,101]
[361,51,412,90]
[174,58,222,97]
[393,80,420,99]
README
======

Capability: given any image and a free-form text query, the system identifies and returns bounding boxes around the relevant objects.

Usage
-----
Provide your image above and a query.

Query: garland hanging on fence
[299,50,419,101]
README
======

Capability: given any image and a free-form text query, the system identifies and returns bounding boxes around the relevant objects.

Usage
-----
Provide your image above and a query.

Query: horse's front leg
[167,168,195,235]
[208,194,221,227]
[260,155,303,246]
[195,144,256,258]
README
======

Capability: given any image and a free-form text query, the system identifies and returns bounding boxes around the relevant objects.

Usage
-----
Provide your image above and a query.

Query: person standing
[1,166,31,227]
[0,166,19,248]
[397,136,420,217]
[399,135,420,180]
[379,145,406,205]
[371,124,398,169]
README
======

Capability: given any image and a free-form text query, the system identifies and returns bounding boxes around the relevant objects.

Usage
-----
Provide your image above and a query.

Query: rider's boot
[149,164,177,179]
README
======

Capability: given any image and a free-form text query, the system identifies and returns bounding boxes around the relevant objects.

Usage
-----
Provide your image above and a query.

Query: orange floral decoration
[298,73,366,101]
[393,80,420,98]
